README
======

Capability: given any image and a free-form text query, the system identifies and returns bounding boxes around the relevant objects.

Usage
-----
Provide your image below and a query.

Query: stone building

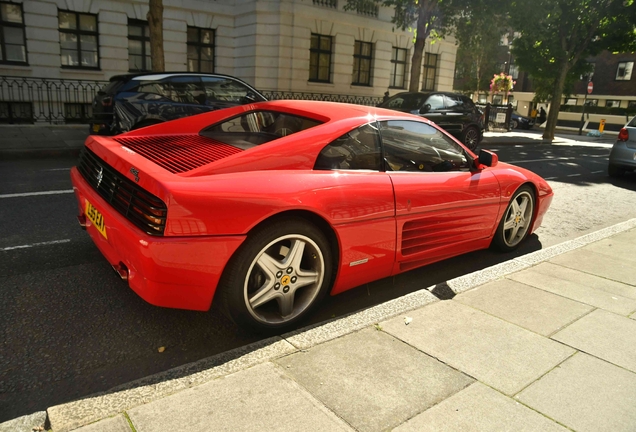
[0,0,458,124]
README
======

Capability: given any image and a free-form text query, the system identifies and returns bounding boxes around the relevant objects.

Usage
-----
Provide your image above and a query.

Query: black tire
[218,218,333,333]
[492,185,535,252]
[512,119,519,129]
[608,164,625,178]
[462,125,480,151]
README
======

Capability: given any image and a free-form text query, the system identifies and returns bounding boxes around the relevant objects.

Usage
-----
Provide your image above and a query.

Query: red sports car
[71,100,553,332]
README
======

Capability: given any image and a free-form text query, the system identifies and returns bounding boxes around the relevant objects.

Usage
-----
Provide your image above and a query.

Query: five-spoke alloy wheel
[220,218,333,332]
[462,126,480,151]
[492,186,535,252]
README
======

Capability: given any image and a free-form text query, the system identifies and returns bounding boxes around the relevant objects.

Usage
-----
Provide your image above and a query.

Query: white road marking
[544,177,558,180]
[592,170,604,174]
[43,168,72,171]
[1,239,71,251]
[0,189,74,199]
[567,173,581,177]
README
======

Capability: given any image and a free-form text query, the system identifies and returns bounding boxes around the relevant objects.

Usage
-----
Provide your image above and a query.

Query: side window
[166,76,205,104]
[444,95,461,109]
[380,120,468,172]
[201,77,257,104]
[425,94,445,111]
[315,123,382,171]
[135,81,170,99]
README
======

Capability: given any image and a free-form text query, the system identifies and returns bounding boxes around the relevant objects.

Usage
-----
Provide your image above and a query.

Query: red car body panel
[71,100,553,311]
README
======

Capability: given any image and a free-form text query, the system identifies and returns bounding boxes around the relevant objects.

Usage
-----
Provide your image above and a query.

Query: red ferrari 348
[71,100,553,332]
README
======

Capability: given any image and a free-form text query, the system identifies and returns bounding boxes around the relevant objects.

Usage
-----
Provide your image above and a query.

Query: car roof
[108,72,253,82]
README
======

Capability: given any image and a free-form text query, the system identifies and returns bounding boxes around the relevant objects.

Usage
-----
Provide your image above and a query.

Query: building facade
[0,0,458,124]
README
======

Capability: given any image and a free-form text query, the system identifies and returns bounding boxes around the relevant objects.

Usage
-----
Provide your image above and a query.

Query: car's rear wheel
[512,119,519,129]
[492,186,535,252]
[219,218,333,333]
[462,126,480,151]
[608,164,625,178]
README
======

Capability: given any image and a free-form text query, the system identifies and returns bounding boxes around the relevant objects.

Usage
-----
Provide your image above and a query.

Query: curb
[6,218,636,432]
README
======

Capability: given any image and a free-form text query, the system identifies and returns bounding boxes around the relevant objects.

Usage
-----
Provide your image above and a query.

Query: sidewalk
[4,219,636,432]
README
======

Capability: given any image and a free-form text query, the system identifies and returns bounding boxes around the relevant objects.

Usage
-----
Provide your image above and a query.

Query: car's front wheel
[219,218,333,333]
[492,186,535,252]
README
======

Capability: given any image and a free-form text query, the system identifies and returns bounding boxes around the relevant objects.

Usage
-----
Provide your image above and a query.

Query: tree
[147,0,165,72]
[510,0,636,140]
[447,0,509,94]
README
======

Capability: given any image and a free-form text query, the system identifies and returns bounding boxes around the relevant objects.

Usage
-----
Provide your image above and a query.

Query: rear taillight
[101,97,112,107]
[618,128,629,141]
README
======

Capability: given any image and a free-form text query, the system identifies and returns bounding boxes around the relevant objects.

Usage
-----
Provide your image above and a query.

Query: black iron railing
[477,103,513,131]
[0,76,108,124]
[0,76,384,124]
[263,91,382,107]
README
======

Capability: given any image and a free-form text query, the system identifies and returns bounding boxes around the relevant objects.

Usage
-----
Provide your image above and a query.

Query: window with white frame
[616,62,633,81]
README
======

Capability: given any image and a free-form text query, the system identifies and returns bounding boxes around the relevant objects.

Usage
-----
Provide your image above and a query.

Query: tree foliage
[510,0,636,140]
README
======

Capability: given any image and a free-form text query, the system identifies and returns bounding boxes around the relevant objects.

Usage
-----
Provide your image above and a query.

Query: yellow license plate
[85,199,108,239]
[92,124,100,133]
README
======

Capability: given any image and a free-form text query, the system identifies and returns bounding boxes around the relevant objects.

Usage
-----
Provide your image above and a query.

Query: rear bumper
[71,167,246,311]
[609,141,636,169]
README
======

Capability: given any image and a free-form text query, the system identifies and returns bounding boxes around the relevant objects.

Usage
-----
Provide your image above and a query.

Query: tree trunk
[543,62,569,141]
[147,0,165,72]
[408,2,432,92]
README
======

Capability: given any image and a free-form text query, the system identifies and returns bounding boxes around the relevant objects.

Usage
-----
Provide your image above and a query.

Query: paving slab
[517,353,636,432]
[381,301,575,396]
[394,382,567,431]
[127,362,353,432]
[582,231,636,262]
[455,279,593,336]
[508,262,636,315]
[550,249,636,286]
[0,411,46,432]
[551,309,636,373]
[72,415,131,432]
[276,327,473,432]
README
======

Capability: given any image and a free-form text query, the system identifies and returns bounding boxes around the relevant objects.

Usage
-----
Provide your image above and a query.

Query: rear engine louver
[113,135,243,174]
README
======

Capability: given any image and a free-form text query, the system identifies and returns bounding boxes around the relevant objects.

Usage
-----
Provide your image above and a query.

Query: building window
[64,102,92,123]
[585,99,598,107]
[309,33,332,83]
[352,41,373,86]
[390,47,407,88]
[187,27,214,73]
[508,64,519,80]
[616,62,633,81]
[0,101,32,123]
[421,53,438,91]
[629,101,636,109]
[0,2,27,64]
[59,11,99,69]
[128,20,151,71]
[564,98,577,106]
[605,100,621,108]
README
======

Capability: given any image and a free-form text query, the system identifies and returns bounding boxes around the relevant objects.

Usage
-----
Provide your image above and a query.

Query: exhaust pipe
[77,215,87,230]
[112,262,129,281]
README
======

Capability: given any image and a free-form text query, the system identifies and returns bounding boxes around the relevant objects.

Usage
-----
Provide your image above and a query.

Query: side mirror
[420,103,431,114]
[477,149,498,168]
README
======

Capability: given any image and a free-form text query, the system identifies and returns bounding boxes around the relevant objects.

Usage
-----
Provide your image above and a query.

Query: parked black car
[378,91,484,150]
[90,73,266,135]
[511,111,535,130]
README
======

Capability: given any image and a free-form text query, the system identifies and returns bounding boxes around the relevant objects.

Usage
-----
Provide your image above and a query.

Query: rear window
[200,110,323,149]
[381,93,429,111]
[628,115,636,127]
[99,79,126,95]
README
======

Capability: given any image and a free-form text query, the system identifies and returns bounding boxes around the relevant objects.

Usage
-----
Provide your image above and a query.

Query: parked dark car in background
[90,73,266,135]
[378,91,484,150]
[511,111,535,130]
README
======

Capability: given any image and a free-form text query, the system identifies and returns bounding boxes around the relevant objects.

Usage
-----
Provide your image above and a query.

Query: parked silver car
[608,115,636,177]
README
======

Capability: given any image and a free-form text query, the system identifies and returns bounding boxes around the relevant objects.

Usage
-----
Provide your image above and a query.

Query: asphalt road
[1,140,636,421]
